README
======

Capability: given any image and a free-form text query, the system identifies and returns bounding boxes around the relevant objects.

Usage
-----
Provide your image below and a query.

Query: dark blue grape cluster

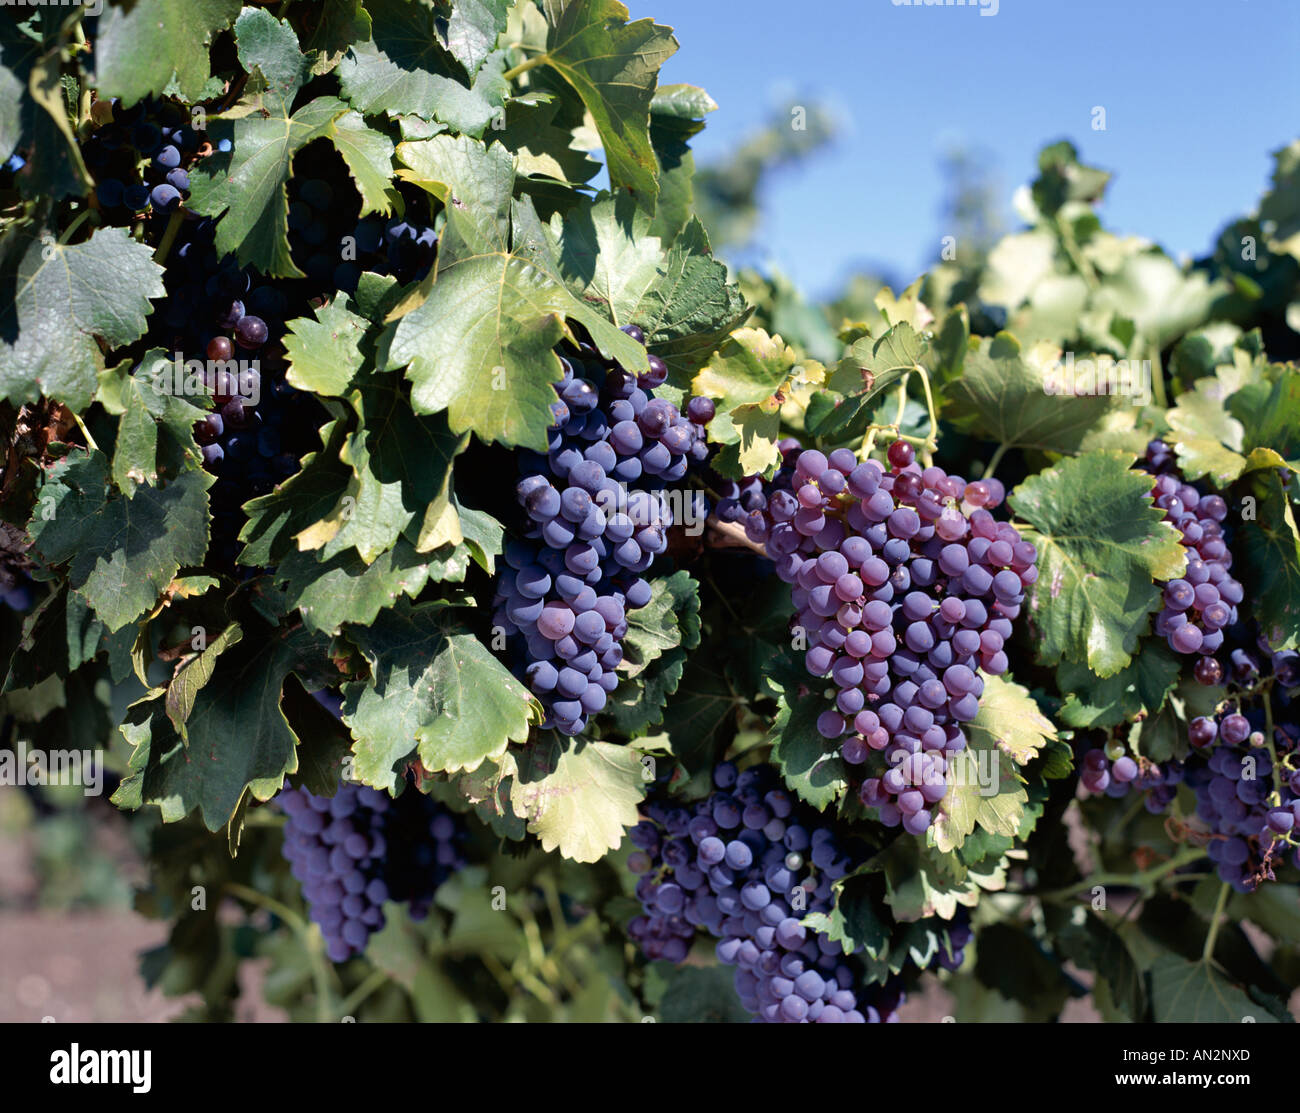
[346,213,438,288]
[765,441,1036,836]
[278,781,465,963]
[626,761,918,1023]
[80,96,212,218]
[1081,630,1300,891]
[493,332,710,736]
[1144,441,1241,666]
[713,438,799,545]
[143,215,319,568]
[283,174,438,291]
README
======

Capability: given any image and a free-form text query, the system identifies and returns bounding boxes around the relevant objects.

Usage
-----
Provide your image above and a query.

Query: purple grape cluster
[712,439,799,545]
[626,762,974,1021]
[627,762,893,1022]
[494,331,710,735]
[80,95,203,217]
[766,441,1037,835]
[1081,633,1300,891]
[1144,440,1241,668]
[278,782,464,962]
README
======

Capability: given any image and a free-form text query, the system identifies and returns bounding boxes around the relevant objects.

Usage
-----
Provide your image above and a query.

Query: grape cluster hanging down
[1081,627,1300,891]
[278,782,465,962]
[764,441,1037,834]
[493,328,710,736]
[1143,440,1242,671]
[626,762,970,1021]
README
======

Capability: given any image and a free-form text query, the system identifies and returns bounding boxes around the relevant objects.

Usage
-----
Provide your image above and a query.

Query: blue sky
[643,0,1300,298]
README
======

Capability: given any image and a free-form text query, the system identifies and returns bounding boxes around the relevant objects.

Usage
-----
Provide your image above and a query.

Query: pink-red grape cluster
[766,441,1037,834]
[1144,440,1241,669]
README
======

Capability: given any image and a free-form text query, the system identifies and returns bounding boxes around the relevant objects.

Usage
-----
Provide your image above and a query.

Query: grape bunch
[346,213,439,288]
[766,441,1037,835]
[626,762,971,1021]
[493,330,710,736]
[627,762,883,1022]
[1143,441,1241,674]
[1081,630,1300,891]
[287,170,438,291]
[712,438,798,546]
[79,96,213,219]
[278,781,465,962]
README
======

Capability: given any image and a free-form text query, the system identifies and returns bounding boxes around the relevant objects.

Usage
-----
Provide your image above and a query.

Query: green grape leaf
[932,679,1043,854]
[282,300,370,397]
[811,325,922,437]
[238,422,352,567]
[659,655,741,762]
[1008,451,1187,675]
[622,219,749,379]
[1239,472,1300,650]
[96,351,208,495]
[510,737,646,862]
[658,965,749,1023]
[0,226,166,411]
[973,922,1075,1017]
[440,0,511,75]
[1149,956,1281,1023]
[1058,640,1181,728]
[605,647,686,735]
[1231,366,1300,468]
[553,192,667,326]
[0,26,90,201]
[383,253,570,449]
[967,674,1057,764]
[1259,141,1300,261]
[534,0,676,208]
[395,133,514,261]
[870,837,1003,923]
[944,333,1119,455]
[304,0,373,75]
[770,686,848,811]
[342,601,538,789]
[93,0,241,106]
[27,453,211,633]
[453,756,527,841]
[337,0,505,135]
[113,625,332,829]
[188,96,349,278]
[164,623,244,738]
[1090,253,1227,351]
[692,327,800,411]
[2,587,103,694]
[1167,377,1248,485]
[330,110,398,216]
[802,871,890,958]
[619,570,700,677]
[277,537,433,636]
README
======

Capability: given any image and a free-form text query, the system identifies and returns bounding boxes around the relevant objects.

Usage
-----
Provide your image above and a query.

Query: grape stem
[224,881,336,1023]
[706,515,768,556]
[982,442,1009,481]
[1201,881,1231,963]
[1055,212,1098,289]
[1147,337,1168,410]
[58,210,92,245]
[337,968,389,1017]
[502,53,549,82]
[1033,845,1207,902]
[153,211,185,265]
